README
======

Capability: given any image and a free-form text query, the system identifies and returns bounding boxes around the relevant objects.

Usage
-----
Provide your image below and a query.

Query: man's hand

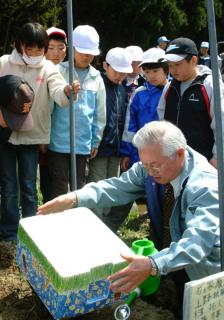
[64,80,80,100]
[37,192,77,215]
[107,253,152,293]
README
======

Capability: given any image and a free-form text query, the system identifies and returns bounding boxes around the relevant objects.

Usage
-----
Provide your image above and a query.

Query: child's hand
[39,144,48,154]
[90,148,98,159]
[209,157,217,169]
[72,80,80,95]
[121,156,130,172]
[64,80,80,100]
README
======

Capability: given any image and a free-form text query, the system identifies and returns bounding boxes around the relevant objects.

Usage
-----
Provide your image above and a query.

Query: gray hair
[133,120,187,157]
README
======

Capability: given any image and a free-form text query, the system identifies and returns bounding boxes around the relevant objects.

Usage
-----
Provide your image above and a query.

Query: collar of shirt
[170,150,190,198]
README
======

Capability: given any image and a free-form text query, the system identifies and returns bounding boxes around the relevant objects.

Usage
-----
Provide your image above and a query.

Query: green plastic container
[114,239,161,319]
[131,238,160,296]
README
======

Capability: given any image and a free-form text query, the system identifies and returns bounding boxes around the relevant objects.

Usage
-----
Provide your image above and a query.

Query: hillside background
[0,0,224,56]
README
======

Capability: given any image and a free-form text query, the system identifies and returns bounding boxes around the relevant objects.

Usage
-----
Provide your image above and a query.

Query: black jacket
[97,73,127,157]
[164,74,214,160]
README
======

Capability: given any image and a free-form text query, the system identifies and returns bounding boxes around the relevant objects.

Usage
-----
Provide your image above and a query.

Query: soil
[0,207,177,320]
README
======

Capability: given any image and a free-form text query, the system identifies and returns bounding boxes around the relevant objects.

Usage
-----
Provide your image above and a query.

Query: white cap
[158,36,170,43]
[125,46,143,62]
[73,25,100,55]
[106,47,133,73]
[46,27,67,40]
[139,48,166,66]
[200,41,209,49]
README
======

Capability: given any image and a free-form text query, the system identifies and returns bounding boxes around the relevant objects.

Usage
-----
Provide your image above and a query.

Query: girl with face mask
[0,22,79,242]
[15,22,48,66]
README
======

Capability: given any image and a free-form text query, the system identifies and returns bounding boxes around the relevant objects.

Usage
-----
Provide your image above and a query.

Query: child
[87,47,132,220]
[157,36,170,50]
[39,26,68,203]
[0,22,79,242]
[124,46,145,101]
[158,37,224,168]
[198,41,211,68]
[121,47,169,171]
[47,25,106,199]
[45,27,67,66]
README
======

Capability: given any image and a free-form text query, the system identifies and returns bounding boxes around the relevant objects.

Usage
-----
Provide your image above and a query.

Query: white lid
[19,208,132,278]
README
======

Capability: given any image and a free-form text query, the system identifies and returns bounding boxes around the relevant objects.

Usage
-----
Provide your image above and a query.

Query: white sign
[183,272,224,320]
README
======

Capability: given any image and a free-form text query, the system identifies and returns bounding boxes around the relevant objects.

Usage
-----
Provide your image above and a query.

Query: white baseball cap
[139,48,166,66]
[125,46,143,62]
[200,41,209,49]
[73,25,100,55]
[158,36,170,43]
[106,47,133,73]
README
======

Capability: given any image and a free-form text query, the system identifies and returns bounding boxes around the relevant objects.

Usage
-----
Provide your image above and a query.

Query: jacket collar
[170,148,191,198]
[101,72,120,87]
[170,146,215,198]
[144,81,165,94]
[61,61,100,78]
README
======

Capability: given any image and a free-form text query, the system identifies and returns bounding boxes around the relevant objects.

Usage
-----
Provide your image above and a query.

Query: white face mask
[22,52,44,65]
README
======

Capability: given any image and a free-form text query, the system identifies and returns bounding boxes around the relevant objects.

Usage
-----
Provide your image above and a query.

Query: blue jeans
[0,143,39,241]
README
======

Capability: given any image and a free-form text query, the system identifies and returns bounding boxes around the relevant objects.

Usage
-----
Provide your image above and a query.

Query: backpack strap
[194,74,211,121]
[200,84,211,121]
[164,86,171,101]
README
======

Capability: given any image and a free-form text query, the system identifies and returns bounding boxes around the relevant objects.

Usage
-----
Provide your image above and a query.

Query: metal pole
[66,0,77,190]
[206,0,224,270]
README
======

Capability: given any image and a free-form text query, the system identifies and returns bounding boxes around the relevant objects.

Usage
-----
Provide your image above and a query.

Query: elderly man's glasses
[143,157,171,175]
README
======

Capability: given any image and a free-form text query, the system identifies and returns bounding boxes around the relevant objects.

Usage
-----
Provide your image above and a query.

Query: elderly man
[38,121,220,309]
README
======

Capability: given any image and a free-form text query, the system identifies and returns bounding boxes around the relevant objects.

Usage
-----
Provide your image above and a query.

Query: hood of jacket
[197,64,212,76]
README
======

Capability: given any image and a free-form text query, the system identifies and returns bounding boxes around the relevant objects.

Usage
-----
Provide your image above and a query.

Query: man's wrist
[149,257,159,276]
[67,192,77,208]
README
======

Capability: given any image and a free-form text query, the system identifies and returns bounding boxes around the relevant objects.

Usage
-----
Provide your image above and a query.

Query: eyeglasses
[143,157,171,175]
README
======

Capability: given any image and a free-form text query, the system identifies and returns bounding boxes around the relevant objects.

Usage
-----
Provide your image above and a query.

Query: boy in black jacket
[88,47,132,220]
[158,37,224,168]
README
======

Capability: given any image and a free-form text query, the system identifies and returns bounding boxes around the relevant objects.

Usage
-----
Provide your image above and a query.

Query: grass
[118,203,150,247]
[36,181,43,207]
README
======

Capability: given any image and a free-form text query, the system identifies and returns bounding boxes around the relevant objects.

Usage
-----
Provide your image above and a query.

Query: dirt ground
[0,207,178,320]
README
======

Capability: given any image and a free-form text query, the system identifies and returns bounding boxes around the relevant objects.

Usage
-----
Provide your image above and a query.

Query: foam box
[16,208,131,319]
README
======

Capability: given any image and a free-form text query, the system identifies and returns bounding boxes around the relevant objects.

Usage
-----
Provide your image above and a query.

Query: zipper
[114,86,120,154]
[171,85,181,125]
